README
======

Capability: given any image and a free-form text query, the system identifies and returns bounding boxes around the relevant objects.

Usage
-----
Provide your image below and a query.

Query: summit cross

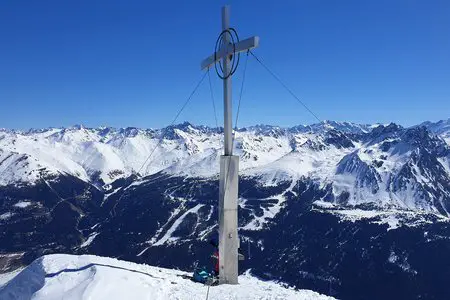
[200,5,259,285]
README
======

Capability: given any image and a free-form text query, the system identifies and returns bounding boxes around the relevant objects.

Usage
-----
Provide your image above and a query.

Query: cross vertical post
[200,5,259,285]
[222,5,233,156]
[219,5,239,285]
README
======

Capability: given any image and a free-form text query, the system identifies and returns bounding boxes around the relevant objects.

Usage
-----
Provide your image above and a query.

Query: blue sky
[1,0,449,130]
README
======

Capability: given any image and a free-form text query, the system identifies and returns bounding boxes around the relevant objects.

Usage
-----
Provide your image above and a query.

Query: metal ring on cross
[214,28,240,80]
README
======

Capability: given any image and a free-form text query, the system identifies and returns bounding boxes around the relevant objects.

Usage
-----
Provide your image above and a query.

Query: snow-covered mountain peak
[417,118,450,146]
[243,124,285,137]
[367,123,403,141]
[419,118,450,134]
[0,254,334,300]
[401,126,448,154]
[293,120,374,134]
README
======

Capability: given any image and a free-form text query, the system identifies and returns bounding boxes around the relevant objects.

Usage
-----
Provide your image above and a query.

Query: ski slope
[0,254,334,300]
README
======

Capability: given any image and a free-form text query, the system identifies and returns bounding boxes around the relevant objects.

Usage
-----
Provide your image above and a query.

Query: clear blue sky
[1,0,449,130]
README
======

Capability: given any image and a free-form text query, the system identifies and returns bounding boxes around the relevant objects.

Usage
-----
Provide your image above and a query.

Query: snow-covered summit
[291,120,375,134]
[0,254,334,300]
[419,118,450,145]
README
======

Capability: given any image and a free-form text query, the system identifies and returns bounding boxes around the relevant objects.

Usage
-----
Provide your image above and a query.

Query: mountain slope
[0,254,333,300]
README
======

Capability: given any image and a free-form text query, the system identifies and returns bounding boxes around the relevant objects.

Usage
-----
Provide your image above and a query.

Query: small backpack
[193,267,210,284]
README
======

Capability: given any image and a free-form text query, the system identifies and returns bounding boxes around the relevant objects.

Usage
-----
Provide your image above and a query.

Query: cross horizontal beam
[200,36,259,70]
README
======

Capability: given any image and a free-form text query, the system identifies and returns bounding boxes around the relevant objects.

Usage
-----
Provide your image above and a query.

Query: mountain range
[1,119,449,218]
[1,118,450,299]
